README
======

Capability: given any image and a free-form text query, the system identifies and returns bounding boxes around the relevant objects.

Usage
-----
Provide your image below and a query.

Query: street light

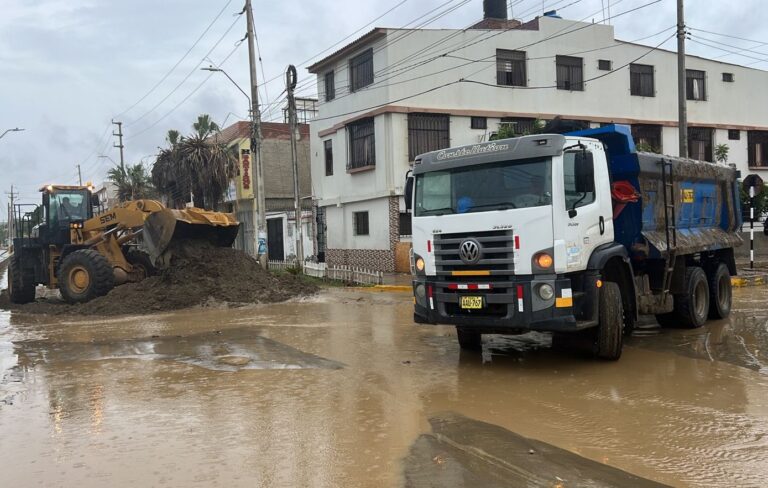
[0,127,25,140]
[202,65,263,261]
[201,66,251,104]
[98,154,117,165]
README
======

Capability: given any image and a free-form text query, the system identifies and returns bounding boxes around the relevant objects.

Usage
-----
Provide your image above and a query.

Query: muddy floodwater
[1,272,768,487]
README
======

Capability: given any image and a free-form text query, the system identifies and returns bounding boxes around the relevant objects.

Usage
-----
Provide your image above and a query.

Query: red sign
[241,149,251,190]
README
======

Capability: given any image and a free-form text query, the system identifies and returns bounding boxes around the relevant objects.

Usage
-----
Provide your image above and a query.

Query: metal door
[267,218,284,261]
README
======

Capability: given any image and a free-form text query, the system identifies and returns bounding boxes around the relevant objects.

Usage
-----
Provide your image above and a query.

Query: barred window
[349,49,374,92]
[347,118,375,170]
[353,211,369,236]
[501,117,537,136]
[324,71,335,101]
[631,124,662,153]
[748,131,768,167]
[556,55,583,91]
[598,59,612,71]
[324,140,333,176]
[686,69,707,101]
[722,72,734,82]
[688,127,713,161]
[408,113,450,161]
[471,117,487,130]
[630,64,654,97]
[496,49,526,87]
[728,129,740,141]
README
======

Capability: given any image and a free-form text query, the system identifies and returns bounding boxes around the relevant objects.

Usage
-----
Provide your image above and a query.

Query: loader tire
[595,281,623,360]
[126,249,156,280]
[58,250,115,304]
[8,254,36,304]
[708,263,732,320]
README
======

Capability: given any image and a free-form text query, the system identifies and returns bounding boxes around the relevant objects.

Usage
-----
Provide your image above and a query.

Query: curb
[370,285,412,292]
[732,272,768,287]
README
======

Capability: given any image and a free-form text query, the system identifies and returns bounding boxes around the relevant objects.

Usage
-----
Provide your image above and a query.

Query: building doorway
[267,218,284,261]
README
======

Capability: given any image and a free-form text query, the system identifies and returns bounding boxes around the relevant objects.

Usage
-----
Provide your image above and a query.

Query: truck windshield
[50,191,88,225]
[414,158,552,216]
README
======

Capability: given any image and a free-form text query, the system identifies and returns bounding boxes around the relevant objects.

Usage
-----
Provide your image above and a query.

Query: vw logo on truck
[459,239,482,264]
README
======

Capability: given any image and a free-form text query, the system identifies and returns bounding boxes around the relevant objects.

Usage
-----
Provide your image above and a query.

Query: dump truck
[405,125,742,360]
[8,184,240,304]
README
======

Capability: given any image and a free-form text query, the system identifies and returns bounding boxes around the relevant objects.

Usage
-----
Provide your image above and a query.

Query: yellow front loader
[8,185,240,304]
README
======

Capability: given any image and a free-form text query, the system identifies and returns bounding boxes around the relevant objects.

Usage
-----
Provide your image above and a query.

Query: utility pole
[286,65,304,270]
[112,120,125,173]
[677,0,688,158]
[77,164,83,186]
[245,0,268,267]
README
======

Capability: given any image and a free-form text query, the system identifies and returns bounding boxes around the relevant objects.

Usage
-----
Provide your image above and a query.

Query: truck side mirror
[574,152,595,194]
[404,173,414,212]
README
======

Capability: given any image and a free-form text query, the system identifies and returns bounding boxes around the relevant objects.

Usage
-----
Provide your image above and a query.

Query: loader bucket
[143,208,240,266]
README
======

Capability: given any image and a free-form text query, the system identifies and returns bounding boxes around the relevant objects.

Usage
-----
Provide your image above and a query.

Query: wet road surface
[1,273,768,487]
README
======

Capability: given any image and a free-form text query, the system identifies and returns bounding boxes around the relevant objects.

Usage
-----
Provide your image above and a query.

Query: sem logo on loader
[99,212,117,225]
[682,189,694,203]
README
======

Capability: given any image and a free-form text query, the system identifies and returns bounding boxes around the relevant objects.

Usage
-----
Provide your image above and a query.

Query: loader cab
[40,185,94,246]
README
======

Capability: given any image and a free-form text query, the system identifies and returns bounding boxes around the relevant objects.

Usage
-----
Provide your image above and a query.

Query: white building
[308,0,768,272]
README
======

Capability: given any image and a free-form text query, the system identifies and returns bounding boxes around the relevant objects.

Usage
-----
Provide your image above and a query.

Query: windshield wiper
[421,206,455,216]
[466,201,518,211]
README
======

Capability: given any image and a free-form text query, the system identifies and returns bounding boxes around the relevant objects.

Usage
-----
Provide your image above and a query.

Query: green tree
[715,143,730,163]
[152,115,236,210]
[192,114,220,139]
[107,163,155,202]
[166,129,181,146]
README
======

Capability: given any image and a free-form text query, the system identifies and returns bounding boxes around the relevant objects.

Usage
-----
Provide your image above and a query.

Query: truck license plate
[460,296,483,309]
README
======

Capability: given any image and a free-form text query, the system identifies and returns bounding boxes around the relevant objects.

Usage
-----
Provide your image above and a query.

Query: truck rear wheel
[8,254,36,304]
[595,281,623,360]
[658,266,709,328]
[58,250,115,304]
[456,327,482,351]
[708,263,732,319]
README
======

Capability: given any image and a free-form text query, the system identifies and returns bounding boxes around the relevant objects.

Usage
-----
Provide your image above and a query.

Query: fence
[267,260,382,285]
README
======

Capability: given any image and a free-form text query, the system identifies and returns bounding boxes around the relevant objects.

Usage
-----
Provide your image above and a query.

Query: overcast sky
[1,0,765,215]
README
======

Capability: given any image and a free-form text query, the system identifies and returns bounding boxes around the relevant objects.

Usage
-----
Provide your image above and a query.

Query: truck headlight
[415,256,425,272]
[414,283,426,306]
[537,283,555,300]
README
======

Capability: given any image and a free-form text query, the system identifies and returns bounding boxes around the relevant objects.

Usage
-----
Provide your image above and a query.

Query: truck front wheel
[595,281,623,360]
[456,327,482,351]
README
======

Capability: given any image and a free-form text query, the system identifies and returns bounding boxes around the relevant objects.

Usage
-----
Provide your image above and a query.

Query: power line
[113,0,235,120]
[125,13,244,128]
[687,34,768,65]
[688,27,768,47]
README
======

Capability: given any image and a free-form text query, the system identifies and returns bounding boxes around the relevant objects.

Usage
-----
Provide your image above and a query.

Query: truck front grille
[434,230,515,276]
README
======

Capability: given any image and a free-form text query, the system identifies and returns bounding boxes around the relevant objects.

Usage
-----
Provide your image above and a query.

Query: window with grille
[598,59,612,71]
[496,49,526,86]
[728,129,740,141]
[324,71,335,101]
[408,113,450,161]
[324,140,333,176]
[688,127,713,161]
[471,117,487,130]
[399,212,412,237]
[500,117,537,136]
[748,131,768,167]
[686,70,707,101]
[722,72,734,83]
[347,118,375,170]
[630,64,654,97]
[631,125,662,153]
[349,49,374,92]
[556,55,584,91]
[353,211,369,236]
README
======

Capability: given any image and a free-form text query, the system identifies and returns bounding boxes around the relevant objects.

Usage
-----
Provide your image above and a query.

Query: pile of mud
[0,242,317,316]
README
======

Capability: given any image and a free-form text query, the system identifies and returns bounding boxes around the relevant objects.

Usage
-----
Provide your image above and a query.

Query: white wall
[326,198,390,250]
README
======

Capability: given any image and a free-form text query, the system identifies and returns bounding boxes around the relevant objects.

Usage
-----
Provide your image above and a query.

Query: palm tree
[192,114,220,139]
[108,163,155,202]
[152,115,235,210]
[166,129,181,146]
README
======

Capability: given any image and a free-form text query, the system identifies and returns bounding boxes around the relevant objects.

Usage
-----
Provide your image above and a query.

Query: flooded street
[1,273,768,487]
